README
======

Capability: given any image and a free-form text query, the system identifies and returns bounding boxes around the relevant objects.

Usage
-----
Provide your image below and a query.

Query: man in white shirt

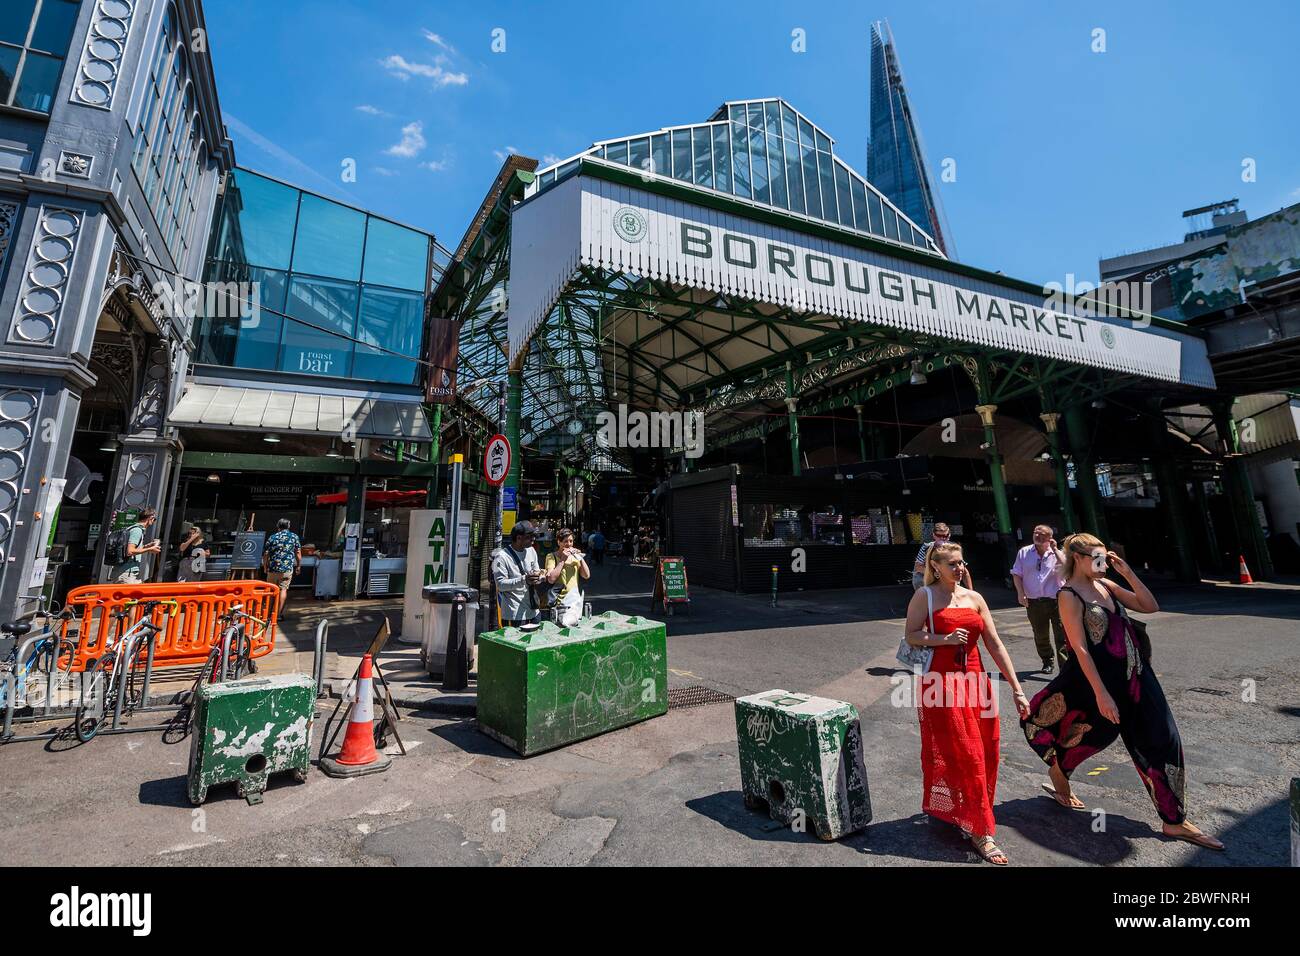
[1010,524,1068,672]
[491,522,542,626]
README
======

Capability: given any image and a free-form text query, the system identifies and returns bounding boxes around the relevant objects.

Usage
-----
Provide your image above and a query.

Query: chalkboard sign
[652,556,690,616]
[231,531,266,570]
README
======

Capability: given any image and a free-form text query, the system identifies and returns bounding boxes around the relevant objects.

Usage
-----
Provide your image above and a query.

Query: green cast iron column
[1064,404,1109,542]
[785,363,801,477]
[1039,411,1076,534]
[506,368,523,499]
[853,403,867,463]
[975,402,1016,568]
[342,469,364,600]
[1147,404,1199,582]
[973,361,1015,569]
[426,403,443,507]
[1211,399,1273,579]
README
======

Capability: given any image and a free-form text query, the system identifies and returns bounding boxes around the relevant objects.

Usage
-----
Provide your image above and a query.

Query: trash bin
[420,584,479,676]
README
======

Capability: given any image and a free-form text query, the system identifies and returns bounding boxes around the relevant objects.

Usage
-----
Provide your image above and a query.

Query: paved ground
[1,560,1295,866]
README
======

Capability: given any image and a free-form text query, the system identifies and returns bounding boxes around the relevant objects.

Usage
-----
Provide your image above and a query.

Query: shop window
[743,503,845,547]
[362,217,429,292]
[352,286,422,384]
[292,193,365,281]
[213,170,299,271]
[0,0,77,114]
[281,276,358,377]
[850,509,895,545]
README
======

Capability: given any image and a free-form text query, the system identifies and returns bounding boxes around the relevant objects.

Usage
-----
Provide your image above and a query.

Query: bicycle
[211,603,264,682]
[1,601,77,719]
[73,599,177,743]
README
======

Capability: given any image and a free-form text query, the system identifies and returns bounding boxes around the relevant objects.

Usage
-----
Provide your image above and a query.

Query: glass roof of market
[529,98,945,257]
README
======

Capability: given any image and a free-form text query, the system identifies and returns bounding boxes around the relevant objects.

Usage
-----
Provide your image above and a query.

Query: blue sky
[206,0,1299,283]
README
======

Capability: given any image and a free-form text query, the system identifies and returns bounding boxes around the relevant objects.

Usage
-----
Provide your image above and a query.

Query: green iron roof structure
[436,100,1215,471]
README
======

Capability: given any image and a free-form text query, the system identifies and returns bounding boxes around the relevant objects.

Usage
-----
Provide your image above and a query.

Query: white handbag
[895,585,936,672]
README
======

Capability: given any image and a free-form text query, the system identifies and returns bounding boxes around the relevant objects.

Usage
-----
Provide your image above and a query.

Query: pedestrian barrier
[61,581,279,672]
[477,611,668,756]
[188,673,314,805]
[734,689,872,841]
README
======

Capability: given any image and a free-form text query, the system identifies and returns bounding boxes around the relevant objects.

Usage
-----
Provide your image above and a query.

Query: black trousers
[1026,597,1068,664]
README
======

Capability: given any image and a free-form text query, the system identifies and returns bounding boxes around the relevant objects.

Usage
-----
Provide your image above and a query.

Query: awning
[168,385,433,441]
[314,489,427,507]
[509,170,1216,389]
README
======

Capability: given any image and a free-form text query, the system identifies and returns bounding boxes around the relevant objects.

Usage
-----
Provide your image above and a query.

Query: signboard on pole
[484,434,510,487]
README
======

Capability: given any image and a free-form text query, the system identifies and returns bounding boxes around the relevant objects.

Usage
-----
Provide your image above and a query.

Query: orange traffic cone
[1238,555,1253,584]
[321,654,392,778]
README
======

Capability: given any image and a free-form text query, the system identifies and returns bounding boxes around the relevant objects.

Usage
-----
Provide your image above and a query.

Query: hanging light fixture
[325,439,344,458]
[206,473,221,483]
[98,437,119,453]
[909,360,927,386]
[263,433,281,444]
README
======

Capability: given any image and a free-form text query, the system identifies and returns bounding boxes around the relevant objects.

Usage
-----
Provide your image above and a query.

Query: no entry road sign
[484,434,510,487]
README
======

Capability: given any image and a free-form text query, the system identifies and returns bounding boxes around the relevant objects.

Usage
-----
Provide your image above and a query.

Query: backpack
[105,525,135,565]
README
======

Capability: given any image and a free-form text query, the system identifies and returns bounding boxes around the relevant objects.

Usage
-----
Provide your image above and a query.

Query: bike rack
[1,629,186,744]
[313,619,329,698]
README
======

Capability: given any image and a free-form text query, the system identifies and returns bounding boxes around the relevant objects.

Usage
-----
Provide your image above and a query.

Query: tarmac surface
[1,560,1295,866]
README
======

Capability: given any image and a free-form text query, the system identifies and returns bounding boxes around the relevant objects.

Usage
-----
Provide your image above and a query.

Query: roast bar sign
[576,185,1186,383]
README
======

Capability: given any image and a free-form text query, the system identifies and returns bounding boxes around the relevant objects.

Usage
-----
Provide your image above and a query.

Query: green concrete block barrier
[477,611,668,756]
[734,689,872,841]
[187,673,314,805]
[1291,778,1299,867]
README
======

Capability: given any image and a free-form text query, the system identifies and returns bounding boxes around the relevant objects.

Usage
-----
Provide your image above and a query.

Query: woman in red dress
[904,541,1031,864]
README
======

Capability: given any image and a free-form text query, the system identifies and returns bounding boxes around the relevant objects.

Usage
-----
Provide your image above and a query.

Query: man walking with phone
[1010,524,1068,672]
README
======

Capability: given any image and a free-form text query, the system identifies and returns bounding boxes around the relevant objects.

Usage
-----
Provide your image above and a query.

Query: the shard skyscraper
[867,20,955,258]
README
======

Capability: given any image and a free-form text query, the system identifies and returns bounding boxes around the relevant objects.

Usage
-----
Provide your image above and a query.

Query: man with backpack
[107,507,161,584]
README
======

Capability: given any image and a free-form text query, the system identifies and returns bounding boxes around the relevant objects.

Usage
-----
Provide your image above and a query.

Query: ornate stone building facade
[0,0,233,617]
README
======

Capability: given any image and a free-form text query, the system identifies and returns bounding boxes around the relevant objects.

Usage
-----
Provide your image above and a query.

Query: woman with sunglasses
[904,541,1031,864]
[1020,532,1224,850]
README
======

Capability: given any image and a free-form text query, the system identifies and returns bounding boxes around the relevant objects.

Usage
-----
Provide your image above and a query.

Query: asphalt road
[1,563,1295,867]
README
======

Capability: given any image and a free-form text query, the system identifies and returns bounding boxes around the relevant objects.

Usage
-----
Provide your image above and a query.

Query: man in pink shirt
[1010,524,1068,672]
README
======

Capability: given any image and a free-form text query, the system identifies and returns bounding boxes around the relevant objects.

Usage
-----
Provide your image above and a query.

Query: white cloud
[421,159,449,173]
[374,167,398,177]
[356,104,391,117]
[422,30,456,54]
[381,54,468,87]
[542,154,561,166]
[385,121,427,158]
[493,145,519,162]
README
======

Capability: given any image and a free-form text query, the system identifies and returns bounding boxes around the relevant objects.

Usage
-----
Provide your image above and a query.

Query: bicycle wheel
[229,631,254,680]
[74,656,111,743]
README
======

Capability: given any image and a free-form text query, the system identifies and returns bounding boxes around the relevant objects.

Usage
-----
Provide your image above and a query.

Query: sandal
[1162,824,1225,851]
[970,835,1009,865]
[1041,782,1086,810]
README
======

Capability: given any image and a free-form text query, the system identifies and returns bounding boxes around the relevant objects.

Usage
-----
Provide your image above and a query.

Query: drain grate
[668,685,735,710]
[1188,687,1231,697]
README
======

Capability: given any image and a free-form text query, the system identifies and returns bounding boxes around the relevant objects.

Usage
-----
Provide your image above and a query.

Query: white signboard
[400,509,472,641]
[508,175,1213,388]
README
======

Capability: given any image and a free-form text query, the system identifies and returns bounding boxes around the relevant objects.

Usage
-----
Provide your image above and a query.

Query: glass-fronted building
[194,168,438,387]
[866,21,954,258]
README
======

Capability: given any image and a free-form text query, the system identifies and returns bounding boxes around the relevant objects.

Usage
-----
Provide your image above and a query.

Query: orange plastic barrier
[61,581,280,672]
